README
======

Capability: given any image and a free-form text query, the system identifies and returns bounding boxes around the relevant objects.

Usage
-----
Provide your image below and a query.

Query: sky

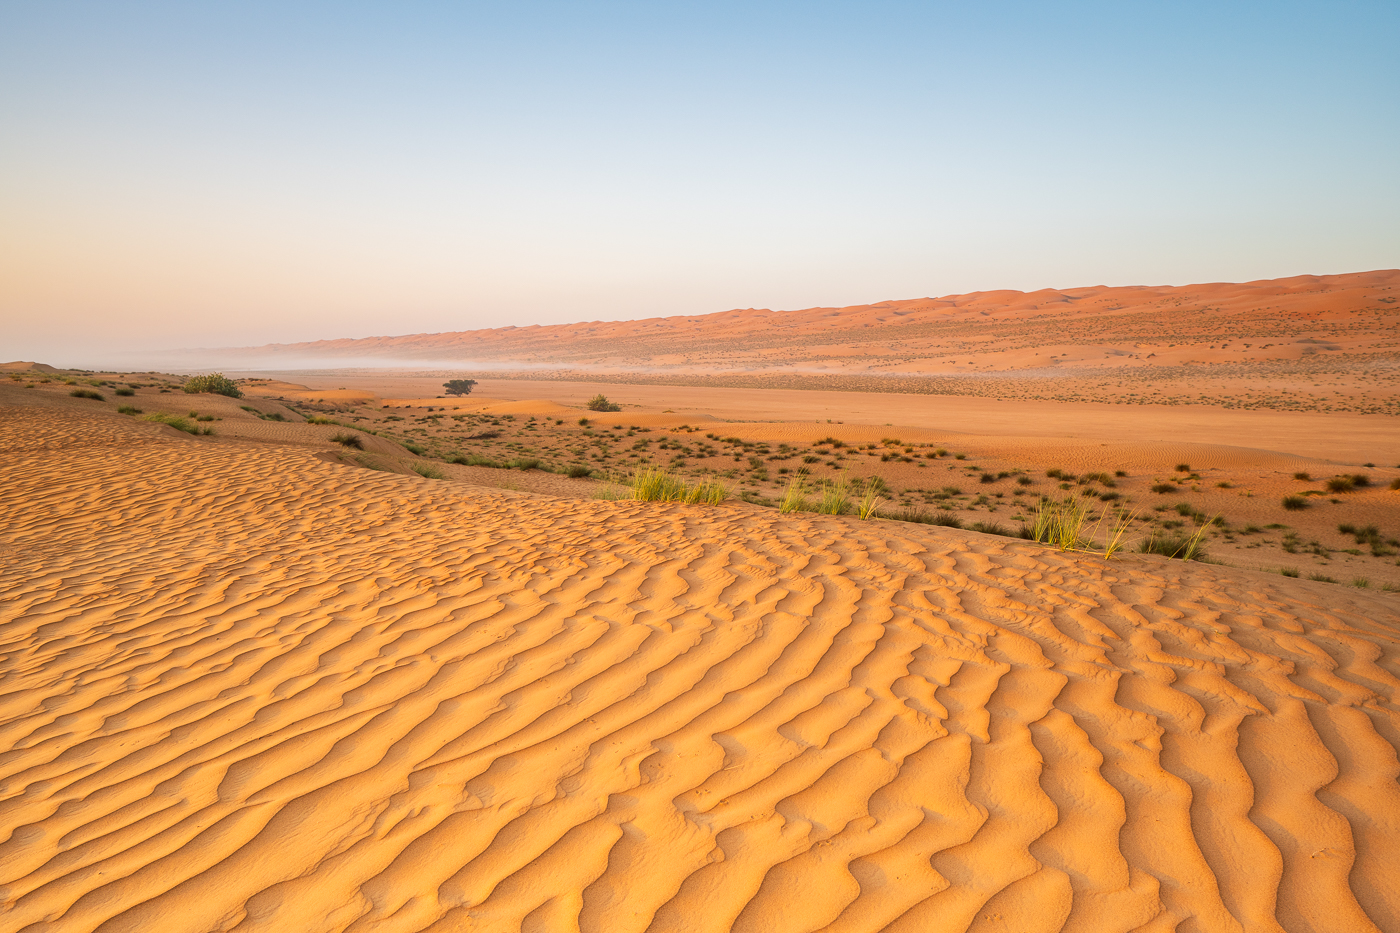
[2,1,1397,367]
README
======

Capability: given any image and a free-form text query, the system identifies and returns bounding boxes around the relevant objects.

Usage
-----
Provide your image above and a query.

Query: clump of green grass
[815,475,851,515]
[1308,573,1337,583]
[69,388,104,401]
[970,520,1010,536]
[857,482,884,519]
[1280,567,1300,578]
[565,464,593,478]
[506,457,542,471]
[402,442,426,455]
[117,405,142,415]
[114,387,135,397]
[1151,482,1177,494]
[779,474,809,514]
[1138,525,1209,561]
[1351,577,1371,589]
[182,373,243,398]
[142,412,200,434]
[1281,495,1309,511]
[1029,497,1091,550]
[447,452,502,468]
[412,462,446,479]
[331,432,363,449]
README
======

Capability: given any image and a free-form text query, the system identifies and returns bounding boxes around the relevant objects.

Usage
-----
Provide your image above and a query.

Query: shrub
[117,405,142,415]
[443,378,477,396]
[331,432,363,449]
[507,457,542,471]
[1326,476,1355,493]
[182,373,243,398]
[1282,495,1309,510]
[114,387,135,397]
[1280,568,1299,578]
[1293,472,1311,481]
[69,389,104,400]
[1017,476,1033,486]
[971,520,1009,536]
[402,442,425,455]
[586,394,621,412]
[412,462,446,479]
[1309,573,1338,583]
[1151,483,1177,494]
[565,464,593,478]
[1175,463,1191,472]
[448,453,502,468]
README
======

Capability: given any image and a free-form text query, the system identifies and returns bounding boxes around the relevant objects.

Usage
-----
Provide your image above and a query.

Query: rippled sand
[3,399,1400,932]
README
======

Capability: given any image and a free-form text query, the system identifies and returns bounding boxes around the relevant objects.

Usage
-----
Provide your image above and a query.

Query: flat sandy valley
[3,349,1400,933]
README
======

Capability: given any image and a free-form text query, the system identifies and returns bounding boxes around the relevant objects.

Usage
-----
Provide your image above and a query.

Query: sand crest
[2,400,1399,932]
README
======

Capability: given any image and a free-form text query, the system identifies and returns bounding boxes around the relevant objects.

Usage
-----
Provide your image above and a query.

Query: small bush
[507,457,542,471]
[1293,472,1311,481]
[1280,567,1299,578]
[412,463,446,479]
[402,442,425,455]
[114,387,135,397]
[331,432,363,449]
[117,405,142,415]
[1282,495,1309,511]
[70,389,104,400]
[587,394,622,412]
[1309,573,1337,583]
[1151,483,1177,494]
[1175,463,1190,472]
[1017,476,1033,486]
[565,464,593,478]
[182,373,243,398]
[1326,476,1355,493]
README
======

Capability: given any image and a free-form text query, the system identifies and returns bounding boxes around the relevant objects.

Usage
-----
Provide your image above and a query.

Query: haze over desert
[4,3,1400,932]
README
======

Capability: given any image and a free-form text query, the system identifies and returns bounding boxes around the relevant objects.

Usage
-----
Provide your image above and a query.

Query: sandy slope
[3,402,1400,932]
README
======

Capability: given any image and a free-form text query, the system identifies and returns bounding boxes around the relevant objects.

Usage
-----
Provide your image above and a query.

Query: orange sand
[3,382,1400,931]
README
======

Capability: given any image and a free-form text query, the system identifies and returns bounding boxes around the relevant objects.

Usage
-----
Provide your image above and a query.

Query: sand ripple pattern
[2,404,1399,933]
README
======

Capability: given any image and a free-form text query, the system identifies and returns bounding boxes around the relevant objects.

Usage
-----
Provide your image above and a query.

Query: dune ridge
[3,403,1400,932]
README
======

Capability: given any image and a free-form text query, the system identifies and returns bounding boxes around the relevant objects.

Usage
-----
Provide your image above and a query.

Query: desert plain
[3,272,1400,932]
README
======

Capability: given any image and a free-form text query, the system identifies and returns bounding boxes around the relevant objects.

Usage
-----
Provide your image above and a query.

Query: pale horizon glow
[3,1,1397,369]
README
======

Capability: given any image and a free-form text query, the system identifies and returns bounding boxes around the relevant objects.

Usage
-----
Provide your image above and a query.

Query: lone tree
[443,378,477,396]
[586,393,621,412]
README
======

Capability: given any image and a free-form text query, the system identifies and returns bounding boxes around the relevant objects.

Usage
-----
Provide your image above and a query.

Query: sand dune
[3,395,1400,931]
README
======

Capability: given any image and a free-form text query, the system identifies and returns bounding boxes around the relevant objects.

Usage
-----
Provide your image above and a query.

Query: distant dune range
[207,270,1400,416]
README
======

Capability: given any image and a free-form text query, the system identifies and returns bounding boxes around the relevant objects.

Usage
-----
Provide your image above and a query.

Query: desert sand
[3,366,1400,932]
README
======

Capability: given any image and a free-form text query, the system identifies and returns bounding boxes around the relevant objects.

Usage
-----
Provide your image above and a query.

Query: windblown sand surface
[4,392,1400,931]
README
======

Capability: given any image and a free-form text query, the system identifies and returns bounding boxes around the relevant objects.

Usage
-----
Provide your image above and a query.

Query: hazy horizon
[4,1,1398,368]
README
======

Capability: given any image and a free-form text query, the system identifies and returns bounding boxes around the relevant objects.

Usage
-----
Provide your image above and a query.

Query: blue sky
[2,1,1396,363]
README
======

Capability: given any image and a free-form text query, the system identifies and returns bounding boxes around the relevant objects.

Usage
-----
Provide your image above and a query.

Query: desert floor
[3,370,1400,932]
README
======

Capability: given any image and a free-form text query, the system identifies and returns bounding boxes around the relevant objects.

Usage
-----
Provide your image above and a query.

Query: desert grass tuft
[779,474,809,514]
[1138,521,1209,561]
[331,432,364,449]
[412,462,446,479]
[815,474,851,515]
[1030,497,1091,550]
[142,412,199,434]
[1281,495,1309,511]
[69,388,104,401]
